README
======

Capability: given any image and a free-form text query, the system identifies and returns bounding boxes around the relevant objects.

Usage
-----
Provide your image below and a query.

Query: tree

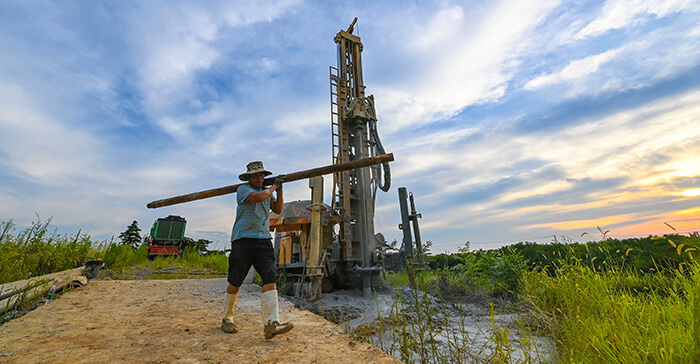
[457,241,470,254]
[118,220,141,249]
[189,238,213,254]
[422,240,433,256]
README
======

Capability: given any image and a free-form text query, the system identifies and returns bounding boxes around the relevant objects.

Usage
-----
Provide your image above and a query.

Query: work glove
[273,174,286,188]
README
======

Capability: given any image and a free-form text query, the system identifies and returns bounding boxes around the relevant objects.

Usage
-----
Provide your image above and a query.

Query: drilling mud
[291,287,554,363]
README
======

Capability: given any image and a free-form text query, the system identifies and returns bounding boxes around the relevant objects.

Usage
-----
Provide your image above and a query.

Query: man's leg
[254,240,293,339]
[222,240,251,333]
[222,284,239,333]
[260,283,293,339]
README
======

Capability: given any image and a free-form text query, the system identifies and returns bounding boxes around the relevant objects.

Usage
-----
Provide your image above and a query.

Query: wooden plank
[0,267,86,301]
[146,153,394,209]
[1,267,86,314]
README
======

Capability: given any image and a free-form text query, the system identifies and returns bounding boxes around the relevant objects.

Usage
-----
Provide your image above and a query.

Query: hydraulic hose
[369,117,391,193]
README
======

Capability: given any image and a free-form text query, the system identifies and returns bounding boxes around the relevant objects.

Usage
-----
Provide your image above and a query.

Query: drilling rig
[272,18,392,298]
[330,17,392,296]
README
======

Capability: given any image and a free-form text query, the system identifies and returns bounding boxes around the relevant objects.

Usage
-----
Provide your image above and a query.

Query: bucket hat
[239,161,272,181]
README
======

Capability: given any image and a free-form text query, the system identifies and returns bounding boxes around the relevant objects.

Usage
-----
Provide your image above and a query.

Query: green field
[379,233,700,363]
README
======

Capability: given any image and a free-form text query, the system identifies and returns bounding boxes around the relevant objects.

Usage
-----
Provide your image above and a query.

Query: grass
[385,251,525,304]
[0,219,229,285]
[6,217,700,362]
[520,254,700,363]
[160,249,228,272]
[112,249,228,280]
[0,219,94,284]
[96,242,149,273]
[364,259,546,363]
[377,234,700,363]
[1,218,230,324]
[350,285,548,363]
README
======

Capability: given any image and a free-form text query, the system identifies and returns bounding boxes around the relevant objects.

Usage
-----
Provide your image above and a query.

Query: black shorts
[227,238,277,287]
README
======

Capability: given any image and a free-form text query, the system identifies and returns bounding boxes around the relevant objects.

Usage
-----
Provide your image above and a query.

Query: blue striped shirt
[231,183,271,241]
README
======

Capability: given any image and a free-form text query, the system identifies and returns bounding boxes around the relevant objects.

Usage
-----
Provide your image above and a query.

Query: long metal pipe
[409,192,423,264]
[398,187,417,290]
[354,123,372,298]
[146,153,394,209]
[398,187,413,259]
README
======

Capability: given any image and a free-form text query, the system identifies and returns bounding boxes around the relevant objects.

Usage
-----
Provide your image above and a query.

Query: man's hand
[273,175,286,188]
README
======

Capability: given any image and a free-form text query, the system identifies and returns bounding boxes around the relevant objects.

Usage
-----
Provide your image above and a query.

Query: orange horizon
[527,206,700,238]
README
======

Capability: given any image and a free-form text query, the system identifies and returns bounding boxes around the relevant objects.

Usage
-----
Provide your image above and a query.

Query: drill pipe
[146,153,394,209]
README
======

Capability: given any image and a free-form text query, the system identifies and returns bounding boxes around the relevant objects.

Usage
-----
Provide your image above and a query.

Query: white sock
[223,292,238,322]
[260,290,280,325]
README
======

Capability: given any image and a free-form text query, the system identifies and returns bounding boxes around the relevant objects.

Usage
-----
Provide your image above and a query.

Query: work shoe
[221,319,238,333]
[264,320,294,339]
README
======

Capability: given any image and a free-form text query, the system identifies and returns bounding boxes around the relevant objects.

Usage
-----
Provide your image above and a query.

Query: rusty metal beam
[146,153,394,209]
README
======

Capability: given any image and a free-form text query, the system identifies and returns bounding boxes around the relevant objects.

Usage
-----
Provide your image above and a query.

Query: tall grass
[382,234,700,363]
[387,251,526,301]
[0,219,227,285]
[373,253,546,363]
[351,285,548,363]
[520,238,700,363]
[154,249,228,273]
[95,242,149,273]
[141,249,228,279]
[0,220,94,284]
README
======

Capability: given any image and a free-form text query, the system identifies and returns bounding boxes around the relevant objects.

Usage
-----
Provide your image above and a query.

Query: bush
[97,243,149,273]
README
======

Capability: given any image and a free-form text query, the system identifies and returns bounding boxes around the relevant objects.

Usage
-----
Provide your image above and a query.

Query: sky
[1,0,699,253]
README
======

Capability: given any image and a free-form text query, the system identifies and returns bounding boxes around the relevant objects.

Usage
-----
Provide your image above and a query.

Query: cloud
[272,104,328,139]
[375,0,562,132]
[1,0,699,252]
[0,85,103,185]
[379,87,700,246]
[528,212,640,231]
[136,1,300,89]
[524,48,623,90]
[130,1,302,134]
[574,0,699,40]
[502,0,700,103]
[522,29,700,99]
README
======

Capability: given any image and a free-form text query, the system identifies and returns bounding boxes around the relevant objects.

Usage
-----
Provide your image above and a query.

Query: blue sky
[1,0,699,252]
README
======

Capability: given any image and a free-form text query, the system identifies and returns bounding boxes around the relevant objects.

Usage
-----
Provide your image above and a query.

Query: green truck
[145,215,187,258]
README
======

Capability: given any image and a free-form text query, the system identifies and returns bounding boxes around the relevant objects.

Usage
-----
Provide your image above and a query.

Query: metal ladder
[329,66,344,216]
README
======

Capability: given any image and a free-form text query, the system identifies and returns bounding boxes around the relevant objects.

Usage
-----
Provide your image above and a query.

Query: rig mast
[329,18,390,296]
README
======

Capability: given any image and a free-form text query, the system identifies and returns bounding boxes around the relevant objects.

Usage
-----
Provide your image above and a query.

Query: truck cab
[145,215,187,258]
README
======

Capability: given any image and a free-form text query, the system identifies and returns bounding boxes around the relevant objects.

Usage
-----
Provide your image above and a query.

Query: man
[221,161,293,339]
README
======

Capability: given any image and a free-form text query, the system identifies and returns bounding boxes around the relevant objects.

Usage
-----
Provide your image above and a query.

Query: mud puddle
[290,287,553,363]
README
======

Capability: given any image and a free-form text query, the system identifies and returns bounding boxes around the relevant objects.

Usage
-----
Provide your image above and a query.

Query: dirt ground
[0,278,401,364]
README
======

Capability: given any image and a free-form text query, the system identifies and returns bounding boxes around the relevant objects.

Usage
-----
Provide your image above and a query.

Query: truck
[145,215,187,258]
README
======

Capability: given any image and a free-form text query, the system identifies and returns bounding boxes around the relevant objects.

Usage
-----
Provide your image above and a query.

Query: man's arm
[245,185,278,203]
[270,185,283,214]
[244,175,284,212]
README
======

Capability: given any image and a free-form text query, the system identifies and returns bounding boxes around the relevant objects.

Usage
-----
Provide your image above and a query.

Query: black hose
[363,95,391,193]
[370,121,391,192]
